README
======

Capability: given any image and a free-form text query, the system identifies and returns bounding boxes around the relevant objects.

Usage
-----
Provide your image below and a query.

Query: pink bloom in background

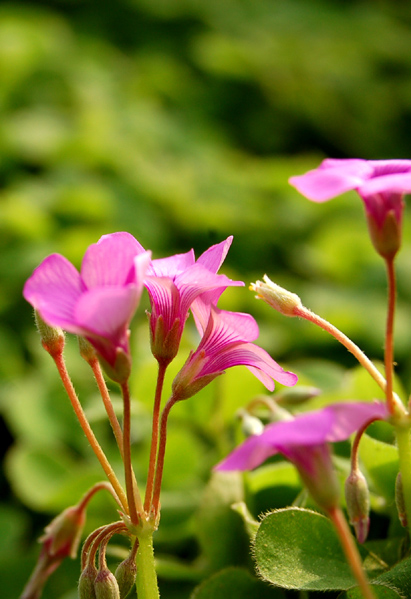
[145,236,244,364]
[172,305,298,400]
[23,233,151,377]
[289,159,411,258]
[216,401,388,510]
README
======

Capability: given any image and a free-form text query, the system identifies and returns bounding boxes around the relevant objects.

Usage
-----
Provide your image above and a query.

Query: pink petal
[74,286,140,340]
[23,254,84,330]
[196,236,233,273]
[358,173,411,197]
[289,159,373,202]
[81,232,145,288]
[147,250,195,279]
[144,277,180,328]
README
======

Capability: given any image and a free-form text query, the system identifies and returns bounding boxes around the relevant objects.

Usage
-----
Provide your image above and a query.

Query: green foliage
[2,0,411,597]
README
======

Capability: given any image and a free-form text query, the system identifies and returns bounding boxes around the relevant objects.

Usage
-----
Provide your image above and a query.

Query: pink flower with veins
[23,232,151,381]
[216,400,388,510]
[289,158,411,258]
[145,236,244,365]
[172,305,298,400]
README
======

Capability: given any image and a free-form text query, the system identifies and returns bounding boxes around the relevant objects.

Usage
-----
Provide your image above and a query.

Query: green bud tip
[114,556,137,599]
[250,275,302,316]
[78,564,98,599]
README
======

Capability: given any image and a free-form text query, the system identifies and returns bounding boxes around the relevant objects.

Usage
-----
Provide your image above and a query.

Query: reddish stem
[384,257,396,414]
[151,394,178,518]
[121,382,142,523]
[144,361,167,513]
[52,351,128,513]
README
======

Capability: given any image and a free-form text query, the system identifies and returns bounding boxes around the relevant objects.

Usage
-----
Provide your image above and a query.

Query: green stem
[135,528,160,599]
[394,425,411,537]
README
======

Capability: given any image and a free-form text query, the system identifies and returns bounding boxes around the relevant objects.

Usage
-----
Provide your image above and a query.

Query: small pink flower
[172,306,298,400]
[289,159,411,258]
[145,236,243,364]
[23,232,151,380]
[216,400,388,510]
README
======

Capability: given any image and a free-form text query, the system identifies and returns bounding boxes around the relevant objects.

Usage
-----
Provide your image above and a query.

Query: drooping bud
[275,386,321,406]
[395,472,408,528]
[39,504,86,559]
[94,568,121,599]
[250,275,302,316]
[344,469,370,543]
[34,310,65,356]
[237,409,264,437]
[114,555,137,598]
[78,563,98,599]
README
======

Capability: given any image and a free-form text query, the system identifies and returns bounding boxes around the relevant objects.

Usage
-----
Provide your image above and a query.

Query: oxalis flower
[23,232,151,382]
[216,401,388,510]
[289,158,411,259]
[172,305,298,400]
[145,236,243,365]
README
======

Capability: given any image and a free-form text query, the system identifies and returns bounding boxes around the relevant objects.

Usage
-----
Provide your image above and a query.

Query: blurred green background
[2,1,411,597]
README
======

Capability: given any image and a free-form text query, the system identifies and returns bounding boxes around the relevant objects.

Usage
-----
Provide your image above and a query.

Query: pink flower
[23,232,151,381]
[289,159,411,258]
[172,306,298,400]
[216,400,388,510]
[145,236,244,364]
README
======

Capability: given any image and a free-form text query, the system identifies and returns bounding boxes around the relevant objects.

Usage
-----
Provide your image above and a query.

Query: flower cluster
[24,233,297,390]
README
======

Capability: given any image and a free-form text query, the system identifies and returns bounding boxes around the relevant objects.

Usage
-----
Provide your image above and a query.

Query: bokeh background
[2,1,411,597]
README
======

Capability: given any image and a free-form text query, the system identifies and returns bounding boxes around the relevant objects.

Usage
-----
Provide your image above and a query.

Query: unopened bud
[78,564,98,599]
[395,472,408,528]
[275,386,321,406]
[94,568,120,599]
[237,409,264,437]
[34,310,65,356]
[345,469,370,543]
[250,275,302,316]
[114,555,137,598]
[78,336,98,364]
[39,504,86,559]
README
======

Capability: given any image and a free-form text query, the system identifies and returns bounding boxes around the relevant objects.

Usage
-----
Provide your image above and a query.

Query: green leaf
[190,567,284,599]
[342,557,411,598]
[254,507,357,590]
[359,434,399,503]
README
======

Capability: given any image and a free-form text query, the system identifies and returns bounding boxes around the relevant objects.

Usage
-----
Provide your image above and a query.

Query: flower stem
[90,358,124,454]
[151,395,178,519]
[394,425,411,537]
[52,351,129,513]
[144,361,167,514]
[327,506,376,599]
[135,527,160,599]
[121,382,143,523]
[384,257,396,414]
[293,306,386,393]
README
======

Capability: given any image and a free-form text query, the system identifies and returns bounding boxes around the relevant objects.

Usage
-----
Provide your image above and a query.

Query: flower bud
[94,568,121,599]
[395,472,408,528]
[34,310,65,356]
[250,275,302,316]
[114,555,137,598]
[275,386,321,406]
[237,409,264,437]
[344,469,370,543]
[39,504,86,559]
[78,336,98,364]
[78,564,98,599]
